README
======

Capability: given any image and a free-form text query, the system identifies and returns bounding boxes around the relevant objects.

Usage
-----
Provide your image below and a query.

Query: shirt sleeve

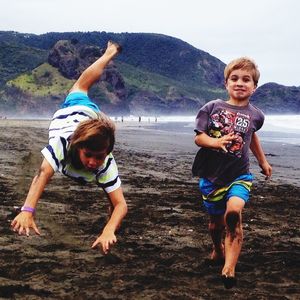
[96,153,121,193]
[41,137,68,172]
[254,110,265,132]
[195,101,213,134]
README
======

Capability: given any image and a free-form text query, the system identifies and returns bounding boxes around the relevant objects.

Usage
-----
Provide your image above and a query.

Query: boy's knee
[225,211,240,233]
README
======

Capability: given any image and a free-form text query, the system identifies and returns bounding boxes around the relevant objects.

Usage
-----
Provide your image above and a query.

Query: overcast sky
[0,0,299,87]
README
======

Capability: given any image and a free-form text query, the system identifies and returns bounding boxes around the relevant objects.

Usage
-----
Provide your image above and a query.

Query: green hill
[0,40,47,88]
[0,31,299,116]
[7,63,74,96]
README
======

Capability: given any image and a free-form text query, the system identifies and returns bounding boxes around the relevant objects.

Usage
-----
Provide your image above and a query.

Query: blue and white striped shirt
[41,105,121,193]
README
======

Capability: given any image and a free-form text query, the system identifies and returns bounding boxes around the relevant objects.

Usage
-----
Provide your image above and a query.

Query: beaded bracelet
[21,206,36,214]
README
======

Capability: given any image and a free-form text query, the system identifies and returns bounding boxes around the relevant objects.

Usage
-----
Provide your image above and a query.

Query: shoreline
[1,118,299,188]
[2,116,300,144]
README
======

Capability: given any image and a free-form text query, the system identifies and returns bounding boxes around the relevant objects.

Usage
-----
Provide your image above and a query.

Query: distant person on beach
[192,57,272,289]
[11,41,127,255]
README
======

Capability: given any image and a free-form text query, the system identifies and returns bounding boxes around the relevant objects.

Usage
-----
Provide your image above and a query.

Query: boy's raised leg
[70,41,122,93]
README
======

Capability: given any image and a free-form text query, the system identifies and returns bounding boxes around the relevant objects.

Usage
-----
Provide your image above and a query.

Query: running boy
[192,57,272,288]
[11,41,127,255]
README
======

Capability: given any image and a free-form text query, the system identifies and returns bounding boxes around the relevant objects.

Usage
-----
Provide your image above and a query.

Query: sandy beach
[0,119,299,299]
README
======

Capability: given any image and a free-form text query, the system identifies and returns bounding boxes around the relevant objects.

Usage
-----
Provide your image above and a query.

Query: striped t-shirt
[41,105,121,193]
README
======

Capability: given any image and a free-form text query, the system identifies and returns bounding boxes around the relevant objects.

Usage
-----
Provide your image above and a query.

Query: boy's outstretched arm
[195,131,236,152]
[250,132,272,178]
[91,187,127,254]
[11,158,54,236]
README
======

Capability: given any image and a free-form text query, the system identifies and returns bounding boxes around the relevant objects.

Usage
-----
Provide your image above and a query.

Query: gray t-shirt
[193,99,264,185]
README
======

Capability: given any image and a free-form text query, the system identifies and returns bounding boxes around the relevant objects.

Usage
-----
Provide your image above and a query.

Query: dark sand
[0,119,299,299]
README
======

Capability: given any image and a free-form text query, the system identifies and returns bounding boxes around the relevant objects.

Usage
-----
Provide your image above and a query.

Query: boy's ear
[252,85,257,94]
[224,80,229,89]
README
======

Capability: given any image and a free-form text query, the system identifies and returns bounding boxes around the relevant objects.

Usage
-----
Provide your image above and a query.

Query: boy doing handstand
[11,41,127,255]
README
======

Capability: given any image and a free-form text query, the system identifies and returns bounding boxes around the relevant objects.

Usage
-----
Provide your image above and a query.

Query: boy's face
[225,69,256,103]
[78,148,108,171]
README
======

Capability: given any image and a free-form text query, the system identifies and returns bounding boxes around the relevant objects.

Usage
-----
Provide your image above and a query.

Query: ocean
[3,114,299,145]
[121,114,300,145]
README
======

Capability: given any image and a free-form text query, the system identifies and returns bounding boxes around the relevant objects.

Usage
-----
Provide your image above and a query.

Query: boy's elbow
[194,133,203,147]
[38,160,54,182]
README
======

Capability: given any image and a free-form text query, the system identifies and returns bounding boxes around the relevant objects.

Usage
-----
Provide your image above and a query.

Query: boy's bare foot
[105,40,122,58]
[222,265,235,278]
[204,245,225,266]
[221,265,237,289]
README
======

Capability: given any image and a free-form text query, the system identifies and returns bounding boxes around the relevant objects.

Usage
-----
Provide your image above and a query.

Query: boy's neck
[226,98,250,107]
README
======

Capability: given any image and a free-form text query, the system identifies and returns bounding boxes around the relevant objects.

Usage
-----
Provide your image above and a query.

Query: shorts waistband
[200,174,253,202]
[61,92,100,112]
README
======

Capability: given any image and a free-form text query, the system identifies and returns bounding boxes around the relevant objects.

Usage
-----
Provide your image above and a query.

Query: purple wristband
[21,206,36,214]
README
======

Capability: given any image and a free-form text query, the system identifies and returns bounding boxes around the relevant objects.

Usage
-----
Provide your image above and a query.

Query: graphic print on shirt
[208,109,251,157]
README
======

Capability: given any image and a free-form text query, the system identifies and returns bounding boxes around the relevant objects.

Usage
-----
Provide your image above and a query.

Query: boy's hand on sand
[91,231,117,255]
[11,212,41,236]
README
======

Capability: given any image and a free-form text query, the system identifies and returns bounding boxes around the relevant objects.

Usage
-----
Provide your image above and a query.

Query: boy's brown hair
[68,112,115,168]
[224,57,260,86]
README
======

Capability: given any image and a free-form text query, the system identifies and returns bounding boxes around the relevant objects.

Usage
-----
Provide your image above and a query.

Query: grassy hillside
[0,41,47,88]
[0,31,225,87]
[116,61,226,101]
[7,63,74,97]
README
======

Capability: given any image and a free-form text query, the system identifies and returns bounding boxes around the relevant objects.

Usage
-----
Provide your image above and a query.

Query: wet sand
[0,119,299,299]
